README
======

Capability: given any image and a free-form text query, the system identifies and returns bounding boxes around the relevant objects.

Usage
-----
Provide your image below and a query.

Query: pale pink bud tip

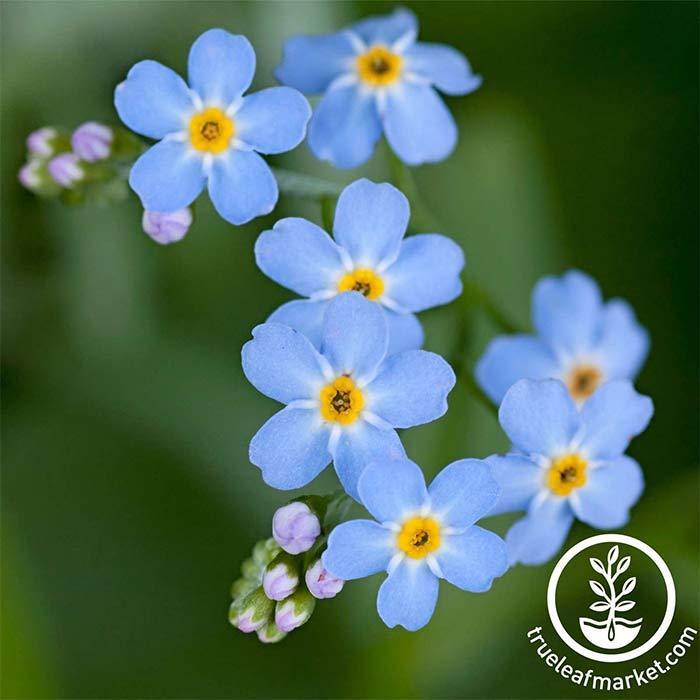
[71,122,113,162]
[305,559,344,600]
[18,161,42,190]
[47,153,83,188]
[272,502,321,555]
[27,127,56,157]
[142,208,192,245]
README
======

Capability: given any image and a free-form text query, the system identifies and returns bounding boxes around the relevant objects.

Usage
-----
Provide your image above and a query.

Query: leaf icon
[590,557,607,576]
[620,577,637,596]
[589,580,608,599]
[616,600,636,612]
[607,545,620,566]
[590,600,610,612]
[616,556,631,577]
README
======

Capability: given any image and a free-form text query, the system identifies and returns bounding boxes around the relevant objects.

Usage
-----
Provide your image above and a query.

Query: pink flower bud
[18,161,42,190]
[27,127,57,157]
[142,208,192,245]
[262,555,299,601]
[305,559,344,599]
[272,502,321,554]
[274,589,315,633]
[71,122,113,162]
[47,153,83,188]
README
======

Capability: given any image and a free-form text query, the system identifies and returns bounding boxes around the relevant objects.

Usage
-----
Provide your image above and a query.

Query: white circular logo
[547,534,676,663]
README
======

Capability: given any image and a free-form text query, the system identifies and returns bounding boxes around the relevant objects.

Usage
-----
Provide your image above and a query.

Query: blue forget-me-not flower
[275,8,482,168]
[115,29,311,225]
[487,378,653,566]
[241,292,455,499]
[323,458,507,631]
[476,270,649,406]
[255,178,464,355]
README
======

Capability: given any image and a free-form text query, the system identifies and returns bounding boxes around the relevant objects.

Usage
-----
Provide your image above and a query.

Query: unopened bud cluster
[229,495,346,644]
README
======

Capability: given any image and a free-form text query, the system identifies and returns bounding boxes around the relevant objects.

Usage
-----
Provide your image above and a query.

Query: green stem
[462,279,520,335]
[320,195,336,232]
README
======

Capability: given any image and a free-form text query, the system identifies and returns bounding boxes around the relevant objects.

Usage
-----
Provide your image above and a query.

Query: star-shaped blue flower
[476,270,649,405]
[115,29,311,225]
[323,458,507,631]
[242,292,456,499]
[275,8,481,168]
[488,378,653,566]
[255,178,464,355]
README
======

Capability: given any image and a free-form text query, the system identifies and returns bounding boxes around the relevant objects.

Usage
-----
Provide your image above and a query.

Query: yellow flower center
[337,268,385,300]
[397,516,441,559]
[319,375,364,425]
[546,454,588,496]
[356,46,403,86]
[566,363,603,401]
[189,107,235,154]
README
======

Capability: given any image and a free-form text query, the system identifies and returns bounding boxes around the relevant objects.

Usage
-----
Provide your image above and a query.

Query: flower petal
[596,299,650,379]
[384,83,457,166]
[241,323,326,404]
[377,559,438,631]
[320,292,388,380]
[384,234,464,312]
[249,407,331,490]
[323,520,394,579]
[129,140,205,212]
[351,7,418,46]
[114,60,194,139]
[404,42,482,95]
[366,350,455,428]
[532,270,603,359]
[499,379,580,457]
[428,459,500,529]
[436,526,507,591]
[385,310,424,354]
[485,454,542,516]
[235,87,310,154]
[188,29,255,106]
[357,458,428,523]
[578,381,653,459]
[570,456,644,529]
[333,179,409,269]
[255,217,345,297]
[267,299,328,349]
[475,335,559,405]
[208,149,278,225]
[333,421,405,501]
[275,32,356,94]
[307,84,382,169]
[506,496,574,566]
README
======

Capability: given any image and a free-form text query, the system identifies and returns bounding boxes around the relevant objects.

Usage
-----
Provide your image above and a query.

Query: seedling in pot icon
[579,545,643,649]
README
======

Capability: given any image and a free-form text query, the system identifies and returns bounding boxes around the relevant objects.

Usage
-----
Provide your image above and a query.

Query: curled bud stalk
[305,559,344,600]
[272,501,321,554]
[27,127,58,157]
[48,153,84,188]
[229,586,274,633]
[71,121,113,162]
[263,552,300,601]
[256,621,287,644]
[275,588,316,633]
[142,208,193,245]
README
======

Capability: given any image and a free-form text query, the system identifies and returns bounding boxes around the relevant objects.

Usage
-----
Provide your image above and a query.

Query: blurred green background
[2,1,698,698]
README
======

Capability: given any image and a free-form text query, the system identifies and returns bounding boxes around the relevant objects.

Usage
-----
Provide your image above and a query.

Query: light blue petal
[249,407,331,489]
[323,520,394,579]
[307,84,382,169]
[384,83,457,166]
[571,456,644,529]
[485,454,542,516]
[404,42,482,95]
[275,32,356,94]
[114,60,194,140]
[428,459,500,529]
[475,335,559,404]
[332,421,405,501]
[384,234,464,312]
[208,149,278,225]
[357,458,428,523]
[255,217,344,297]
[129,140,205,212]
[377,559,438,632]
[578,380,653,459]
[499,379,580,457]
[267,299,328,349]
[385,309,424,354]
[596,299,650,379]
[366,350,455,428]
[436,526,508,591]
[532,270,603,359]
[506,497,574,566]
[351,8,418,46]
[188,29,255,106]
[320,292,388,380]
[333,179,409,268]
[241,322,326,404]
[235,87,310,154]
